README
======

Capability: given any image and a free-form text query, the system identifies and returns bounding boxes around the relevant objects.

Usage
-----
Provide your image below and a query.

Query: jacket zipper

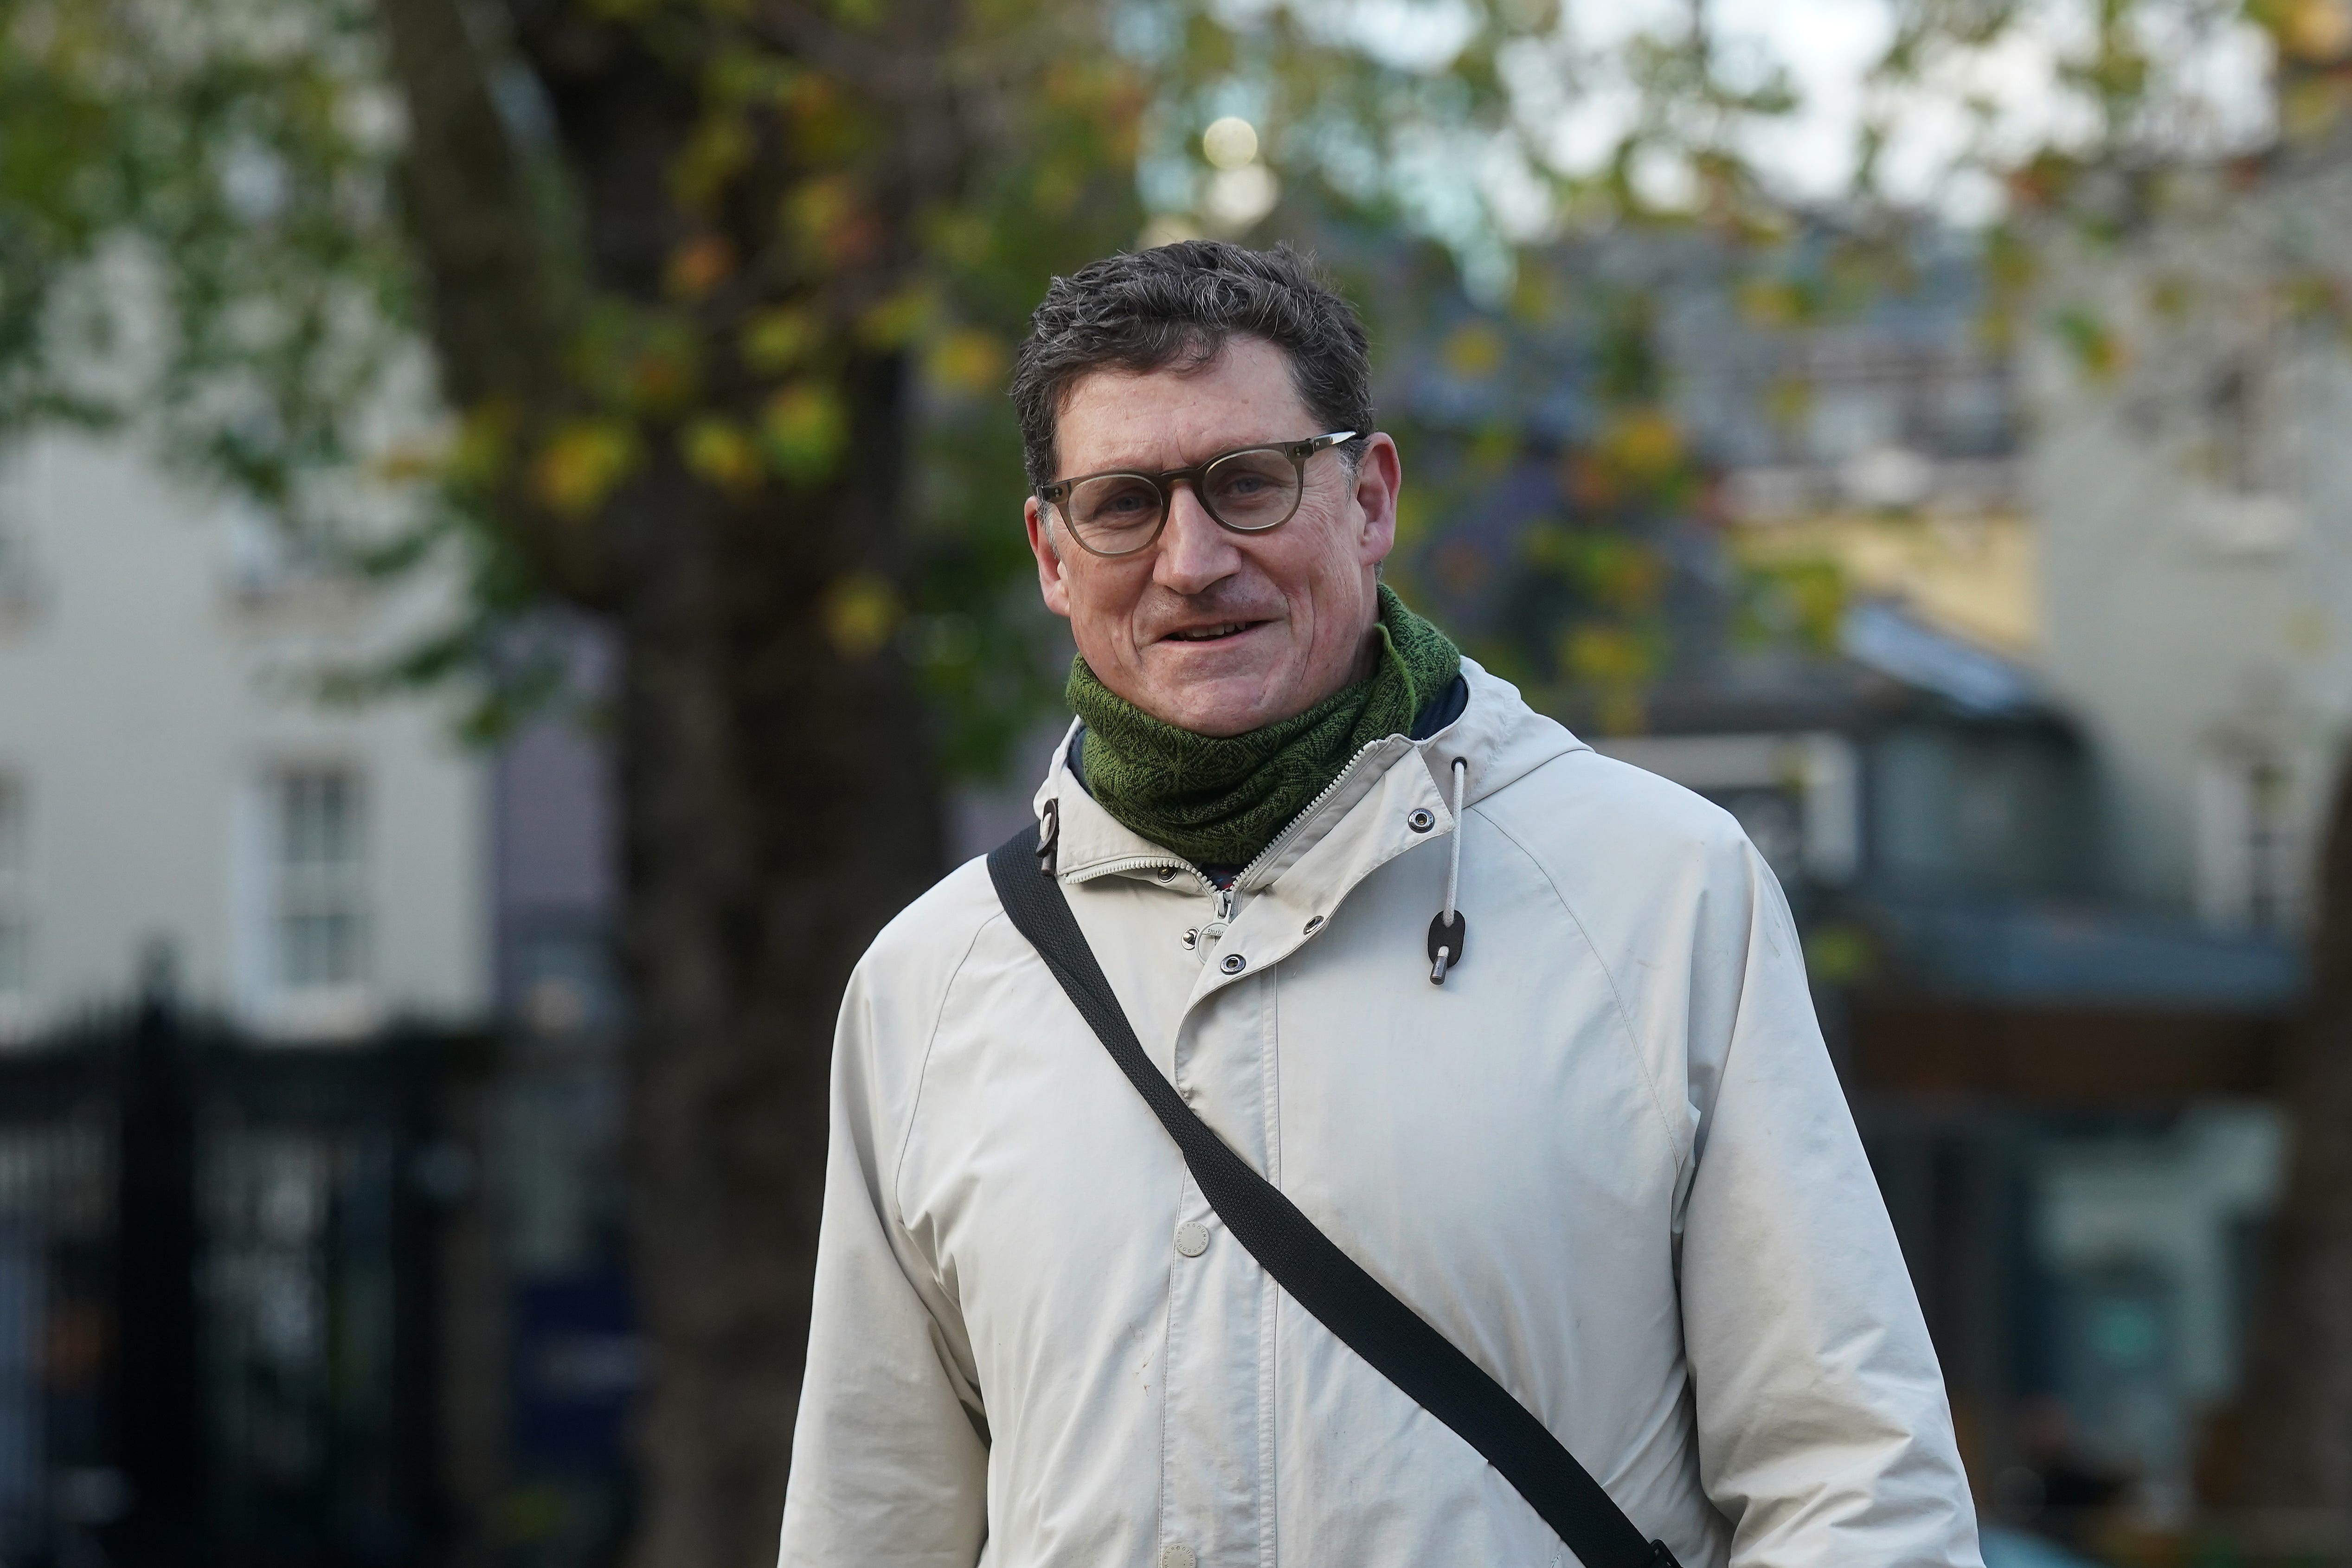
[1230,735,1397,894]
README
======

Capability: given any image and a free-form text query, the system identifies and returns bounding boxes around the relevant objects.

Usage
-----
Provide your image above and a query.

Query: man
[778,241,1982,1567]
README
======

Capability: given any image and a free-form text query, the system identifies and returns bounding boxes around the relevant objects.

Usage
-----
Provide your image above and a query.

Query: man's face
[1025,335,1401,738]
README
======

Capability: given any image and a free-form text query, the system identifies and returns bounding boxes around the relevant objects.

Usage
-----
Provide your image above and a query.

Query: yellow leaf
[628,348,698,412]
[742,308,816,373]
[532,419,642,519]
[1509,268,1558,325]
[784,174,880,268]
[761,381,848,486]
[1442,323,1504,380]
[1597,688,1647,735]
[2287,0,2352,59]
[858,286,936,349]
[450,402,520,488]
[1393,490,1430,547]
[782,74,863,163]
[680,418,763,494]
[1803,924,1876,985]
[925,329,1007,397]
[1765,376,1811,432]
[369,438,446,484]
[824,570,900,662]
[1564,623,1647,684]
[2053,307,2127,382]
[785,174,851,240]
[1736,278,1801,327]
[1601,409,1684,487]
[671,115,752,213]
[665,234,737,300]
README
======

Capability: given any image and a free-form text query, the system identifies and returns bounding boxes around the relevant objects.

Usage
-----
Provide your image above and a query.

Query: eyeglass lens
[1064,448,1303,553]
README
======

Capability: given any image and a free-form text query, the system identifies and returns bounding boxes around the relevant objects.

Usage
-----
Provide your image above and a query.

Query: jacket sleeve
[776,954,989,1567]
[1676,844,1984,1568]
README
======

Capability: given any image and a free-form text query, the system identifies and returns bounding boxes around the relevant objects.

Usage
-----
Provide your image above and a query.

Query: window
[0,779,27,1002]
[1590,732,1861,891]
[271,768,366,993]
[2207,360,2267,497]
[2191,355,2300,556]
[2195,756,2300,933]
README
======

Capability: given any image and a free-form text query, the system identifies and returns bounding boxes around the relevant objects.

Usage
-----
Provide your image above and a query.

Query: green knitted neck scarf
[1069,584,1462,867]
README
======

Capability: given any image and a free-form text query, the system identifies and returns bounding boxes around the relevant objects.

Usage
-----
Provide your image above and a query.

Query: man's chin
[1130,668,1297,738]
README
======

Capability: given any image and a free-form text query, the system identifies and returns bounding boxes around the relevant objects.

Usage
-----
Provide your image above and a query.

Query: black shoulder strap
[987,832,1678,1568]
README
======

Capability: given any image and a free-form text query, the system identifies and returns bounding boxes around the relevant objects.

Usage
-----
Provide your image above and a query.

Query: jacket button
[1174,1221,1210,1257]
[1219,953,1246,975]
[1181,927,1199,950]
[1407,807,1436,832]
[1160,1547,1197,1568]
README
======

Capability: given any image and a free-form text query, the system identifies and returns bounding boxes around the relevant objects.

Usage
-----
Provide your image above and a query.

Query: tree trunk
[2237,751,2352,1521]
[609,406,941,1568]
[376,2,956,1562]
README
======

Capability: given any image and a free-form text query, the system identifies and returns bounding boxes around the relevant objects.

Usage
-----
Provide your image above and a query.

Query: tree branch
[374,0,612,601]
[377,0,569,411]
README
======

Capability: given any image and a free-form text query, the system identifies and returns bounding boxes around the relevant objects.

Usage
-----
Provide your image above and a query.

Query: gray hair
[1010,240,1373,492]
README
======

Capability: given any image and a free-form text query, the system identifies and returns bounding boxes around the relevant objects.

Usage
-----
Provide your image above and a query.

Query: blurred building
[2024,147,2352,939]
[0,427,488,1040]
[1682,227,2306,1536]
[1364,219,2310,1544]
[0,423,636,1565]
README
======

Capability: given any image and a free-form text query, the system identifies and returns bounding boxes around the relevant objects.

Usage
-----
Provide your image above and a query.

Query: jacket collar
[1028,656,1587,893]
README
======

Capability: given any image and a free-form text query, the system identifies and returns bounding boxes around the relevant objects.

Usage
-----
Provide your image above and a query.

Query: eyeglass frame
[1034,430,1361,558]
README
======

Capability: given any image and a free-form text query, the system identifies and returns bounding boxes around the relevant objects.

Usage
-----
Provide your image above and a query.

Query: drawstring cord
[1443,758,1465,927]
[1428,757,1469,984]
[1035,797,1060,877]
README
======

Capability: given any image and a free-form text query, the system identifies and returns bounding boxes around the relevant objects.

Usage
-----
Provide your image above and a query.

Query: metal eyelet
[1407,808,1436,833]
[1219,953,1247,975]
[1154,866,1177,882]
[1303,915,1324,934]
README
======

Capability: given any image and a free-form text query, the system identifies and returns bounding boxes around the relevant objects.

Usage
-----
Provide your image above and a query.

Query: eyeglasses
[1036,431,1359,558]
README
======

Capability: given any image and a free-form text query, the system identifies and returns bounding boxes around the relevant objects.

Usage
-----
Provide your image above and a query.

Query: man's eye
[1075,479,1159,526]
[1100,490,1151,516]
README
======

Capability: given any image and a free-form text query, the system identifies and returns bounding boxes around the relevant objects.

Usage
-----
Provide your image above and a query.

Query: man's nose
[1152,481,1241,596]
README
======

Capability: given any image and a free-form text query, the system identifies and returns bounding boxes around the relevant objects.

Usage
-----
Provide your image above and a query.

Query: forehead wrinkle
[1054,340,1314,478]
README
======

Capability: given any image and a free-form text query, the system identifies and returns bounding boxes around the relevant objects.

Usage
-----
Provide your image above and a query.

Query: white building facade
[0,427,489,1041]
[2025,145,2352,935]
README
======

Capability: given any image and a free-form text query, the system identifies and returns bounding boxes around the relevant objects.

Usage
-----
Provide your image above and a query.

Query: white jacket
[778,660,1982,1568]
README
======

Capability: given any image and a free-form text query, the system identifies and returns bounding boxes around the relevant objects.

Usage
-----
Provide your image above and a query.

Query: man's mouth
[1163,621,1260,643]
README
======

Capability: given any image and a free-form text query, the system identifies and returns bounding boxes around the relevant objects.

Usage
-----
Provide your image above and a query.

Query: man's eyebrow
[1071,436,1267,476]
[1060,447,1169,478]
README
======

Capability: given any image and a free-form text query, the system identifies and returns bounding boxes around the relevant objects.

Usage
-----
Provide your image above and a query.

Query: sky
[1153,0,2281,293]
[1576,0,2276,219]
[1330,0,2280,225]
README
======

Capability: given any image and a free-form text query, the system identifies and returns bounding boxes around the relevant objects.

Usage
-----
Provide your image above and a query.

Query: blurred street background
[1,0,2351,1564]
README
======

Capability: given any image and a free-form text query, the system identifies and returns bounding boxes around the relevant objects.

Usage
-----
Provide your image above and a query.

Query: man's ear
[1350,434,1402,571]
[1026,495,1073,618]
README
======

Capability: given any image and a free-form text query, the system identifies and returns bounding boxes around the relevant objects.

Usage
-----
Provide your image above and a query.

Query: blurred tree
[0,1,1806,1563]
[2243,760,2352,1513]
